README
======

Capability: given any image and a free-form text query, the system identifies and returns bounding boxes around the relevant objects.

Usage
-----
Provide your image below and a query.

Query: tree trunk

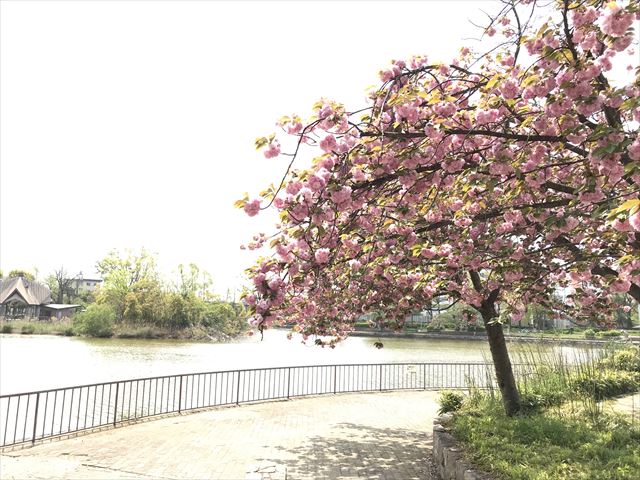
[628,283,640,304]
[481,308,521,416]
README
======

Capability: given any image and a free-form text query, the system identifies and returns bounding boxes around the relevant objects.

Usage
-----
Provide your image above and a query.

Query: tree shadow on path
[259,422,436,480]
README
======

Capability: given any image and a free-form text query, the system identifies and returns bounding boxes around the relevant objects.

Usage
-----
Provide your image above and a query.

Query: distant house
[0,276,81,320]
[68,274,102,295]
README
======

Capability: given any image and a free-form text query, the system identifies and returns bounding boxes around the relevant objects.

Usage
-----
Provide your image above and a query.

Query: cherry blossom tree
[239,0,640,415]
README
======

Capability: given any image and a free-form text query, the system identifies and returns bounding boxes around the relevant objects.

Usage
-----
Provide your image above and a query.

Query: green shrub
[607,347,640,372]
[438,390,464,415]
[519,389,566,412]
[571,370,639,400]
[584,328,596,339]
[1,324,13,334]
[20,324,35,334]
[73,304,115,338]
[598,329,623,338]
[61,326,75,336]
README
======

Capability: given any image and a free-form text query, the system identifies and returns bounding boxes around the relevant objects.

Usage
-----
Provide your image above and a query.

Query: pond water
[0,330,591,395]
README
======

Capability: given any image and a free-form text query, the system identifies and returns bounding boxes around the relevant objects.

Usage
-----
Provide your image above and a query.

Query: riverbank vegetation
[71,297,246,341]
[0,319,75,336]
[439,346,640,479]
[1,250,248,341]
[92,250,246,337]
[0,314,244,342]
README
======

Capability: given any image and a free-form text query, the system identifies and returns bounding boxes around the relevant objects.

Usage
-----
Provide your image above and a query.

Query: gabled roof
[0,277,53,306]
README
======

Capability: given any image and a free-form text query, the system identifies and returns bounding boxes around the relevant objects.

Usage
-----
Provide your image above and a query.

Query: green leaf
[234,192,249,208]
[485,75,500,90]
[592,143,619,157]
[620,97,640,110]
[254,137,268,150]
[613,199,640,215]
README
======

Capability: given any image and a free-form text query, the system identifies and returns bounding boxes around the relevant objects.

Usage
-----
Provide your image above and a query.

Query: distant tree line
[91,249,247,335]
[3,250,247,337]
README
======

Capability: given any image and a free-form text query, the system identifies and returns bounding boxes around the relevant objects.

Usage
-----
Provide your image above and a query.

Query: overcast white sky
[0,0,501,295]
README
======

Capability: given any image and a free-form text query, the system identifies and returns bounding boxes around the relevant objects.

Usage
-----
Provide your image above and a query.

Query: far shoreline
[3,320,639,347]
[348,328,640,346]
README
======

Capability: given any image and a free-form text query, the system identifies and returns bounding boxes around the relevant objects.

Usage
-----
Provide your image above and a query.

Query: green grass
[447,346,640,479]
[452,400,640,480]
[0,319,76,336]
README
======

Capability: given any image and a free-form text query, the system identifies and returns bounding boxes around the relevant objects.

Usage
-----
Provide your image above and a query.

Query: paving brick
[1,391,439,479]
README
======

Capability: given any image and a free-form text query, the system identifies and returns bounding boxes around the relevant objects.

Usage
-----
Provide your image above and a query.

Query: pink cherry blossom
[612,218,633,232]
[319,135,338,152]
[611,279,631,293]
[244,199,261,217]
[421,247,437,259]
[307,173,327,193]
[331,187,352,205]
[600,4,634,37]
[628,138,640,161]
[314,248,330,264]
[263,141,281,159]
[500,79,519,99]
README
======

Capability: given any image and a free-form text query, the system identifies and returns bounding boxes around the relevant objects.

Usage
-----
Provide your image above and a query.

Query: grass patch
[452,397,640,480]
[20,324,36,334]
[0,319,76,336]
[447,346,640,479]
[513,345,640,415]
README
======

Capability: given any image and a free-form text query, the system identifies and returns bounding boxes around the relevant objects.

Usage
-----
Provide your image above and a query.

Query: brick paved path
[1,391,439,480]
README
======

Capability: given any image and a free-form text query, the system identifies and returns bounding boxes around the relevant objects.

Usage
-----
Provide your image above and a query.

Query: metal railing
[0,362,502,447]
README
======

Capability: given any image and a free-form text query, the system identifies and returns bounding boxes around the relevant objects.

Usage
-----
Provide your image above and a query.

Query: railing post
[113,383,119,427]
[236,371,241,405]
[31,393,40,445]
[333,365,337,394]
[178,376,183,413]
[286,367,291,399]
[423,364,427,390]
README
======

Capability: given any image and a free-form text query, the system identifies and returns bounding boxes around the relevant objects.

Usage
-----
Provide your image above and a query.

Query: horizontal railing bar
[0,362,498,398]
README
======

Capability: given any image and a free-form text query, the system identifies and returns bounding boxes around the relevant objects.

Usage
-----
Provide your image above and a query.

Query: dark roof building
[0,276,78,319]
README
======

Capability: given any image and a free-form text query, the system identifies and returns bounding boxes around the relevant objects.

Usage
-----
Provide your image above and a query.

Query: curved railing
[0,362,502,447]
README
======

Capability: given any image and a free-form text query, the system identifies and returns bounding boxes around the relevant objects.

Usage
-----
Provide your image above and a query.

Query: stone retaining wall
[432,415,490,480]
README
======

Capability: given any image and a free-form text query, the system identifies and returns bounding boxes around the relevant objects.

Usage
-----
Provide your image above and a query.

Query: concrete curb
[432,415,491,480]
